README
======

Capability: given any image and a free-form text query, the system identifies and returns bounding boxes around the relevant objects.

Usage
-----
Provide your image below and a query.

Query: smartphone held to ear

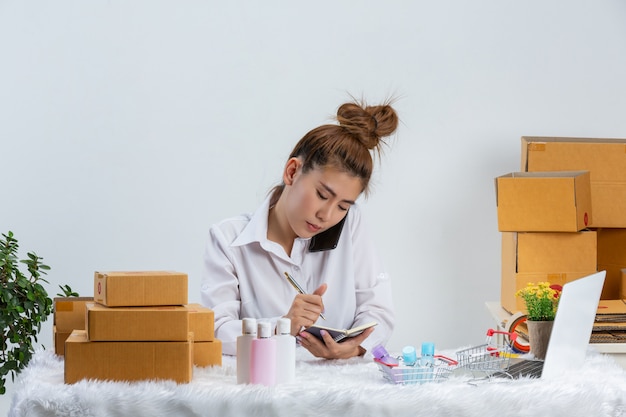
[309,217,346,252]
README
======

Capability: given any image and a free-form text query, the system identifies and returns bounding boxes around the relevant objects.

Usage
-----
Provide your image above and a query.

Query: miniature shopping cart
[455,329,517,375]
[376,355,458,385]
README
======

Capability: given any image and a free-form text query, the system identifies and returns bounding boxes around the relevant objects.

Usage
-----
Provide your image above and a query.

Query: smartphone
[308,216,346,252]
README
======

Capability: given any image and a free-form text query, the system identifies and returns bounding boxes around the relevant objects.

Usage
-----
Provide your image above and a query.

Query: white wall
[2,0,626,377]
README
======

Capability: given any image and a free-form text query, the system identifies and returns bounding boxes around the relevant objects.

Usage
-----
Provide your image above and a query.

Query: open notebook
[304,321,377,343]
[502,270,606,379]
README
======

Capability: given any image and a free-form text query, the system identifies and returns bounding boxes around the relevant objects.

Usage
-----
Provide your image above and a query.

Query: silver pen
[284,272,327,320]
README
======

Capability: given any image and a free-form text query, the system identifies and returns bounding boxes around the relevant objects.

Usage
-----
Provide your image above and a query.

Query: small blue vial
[420,342,435,366]
[420,342,435,382]
[402,345,419,384]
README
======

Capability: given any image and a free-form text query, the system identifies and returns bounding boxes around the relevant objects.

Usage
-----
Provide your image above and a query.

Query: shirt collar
[231,195,273,248]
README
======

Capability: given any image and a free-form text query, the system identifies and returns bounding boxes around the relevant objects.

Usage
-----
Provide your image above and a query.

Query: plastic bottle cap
[277,317,291,335]
[421,342,435,356]
[242,318,257,336]
[257,321,272,339]
[402,345,417,364]
[372,344,389,360]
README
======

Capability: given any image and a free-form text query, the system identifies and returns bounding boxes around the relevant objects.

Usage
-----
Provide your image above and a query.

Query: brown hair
[270,99,399,204]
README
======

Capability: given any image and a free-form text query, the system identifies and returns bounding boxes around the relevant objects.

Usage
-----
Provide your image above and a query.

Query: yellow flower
[516,281,562,321]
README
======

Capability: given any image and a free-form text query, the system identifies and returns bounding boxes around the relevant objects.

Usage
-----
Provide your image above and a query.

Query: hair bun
[336,101,399,150]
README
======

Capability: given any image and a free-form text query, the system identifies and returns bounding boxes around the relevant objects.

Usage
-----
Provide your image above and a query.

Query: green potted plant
[516,281,562,360]
[0,231,54,395]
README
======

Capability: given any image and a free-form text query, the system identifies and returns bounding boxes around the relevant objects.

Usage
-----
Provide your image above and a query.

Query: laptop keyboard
[503,360,544,379]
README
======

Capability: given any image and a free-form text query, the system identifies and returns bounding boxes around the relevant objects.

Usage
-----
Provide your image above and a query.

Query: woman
[201,99,399,359]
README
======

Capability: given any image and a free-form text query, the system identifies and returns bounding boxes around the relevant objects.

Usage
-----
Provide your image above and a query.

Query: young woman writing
[201,99,399,359]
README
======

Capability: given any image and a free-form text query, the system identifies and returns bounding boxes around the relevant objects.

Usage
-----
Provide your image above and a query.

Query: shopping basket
[455,329,517,374]
[376,355,457,385]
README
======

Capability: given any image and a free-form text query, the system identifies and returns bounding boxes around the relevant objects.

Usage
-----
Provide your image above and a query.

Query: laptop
[501,270,606,380]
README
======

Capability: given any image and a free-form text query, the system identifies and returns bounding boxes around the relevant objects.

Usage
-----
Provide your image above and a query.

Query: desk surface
[9,348,626,417]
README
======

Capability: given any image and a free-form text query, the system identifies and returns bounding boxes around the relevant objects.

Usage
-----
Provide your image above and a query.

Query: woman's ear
[283,157,302,186]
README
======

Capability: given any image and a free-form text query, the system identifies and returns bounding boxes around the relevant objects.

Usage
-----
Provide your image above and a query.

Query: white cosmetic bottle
[274,317,296,384]
[250,321,277,386]
[236,318,257,384]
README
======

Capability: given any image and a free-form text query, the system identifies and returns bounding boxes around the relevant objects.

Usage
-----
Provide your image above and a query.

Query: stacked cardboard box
[496,170,596,313]
[63,271,222,384]
[593,298,626,343]
[53,297,94,356]
[497,136,626,314]
[523,136,626,300]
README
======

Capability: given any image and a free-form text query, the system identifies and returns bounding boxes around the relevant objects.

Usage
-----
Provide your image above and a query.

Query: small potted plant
[516,281,562,359]
[1,231,54,395]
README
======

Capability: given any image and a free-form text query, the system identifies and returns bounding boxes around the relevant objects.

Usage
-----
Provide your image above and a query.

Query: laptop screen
[541,271,606,379]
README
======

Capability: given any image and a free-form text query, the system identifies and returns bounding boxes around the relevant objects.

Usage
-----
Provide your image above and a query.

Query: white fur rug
[8,347,626,417]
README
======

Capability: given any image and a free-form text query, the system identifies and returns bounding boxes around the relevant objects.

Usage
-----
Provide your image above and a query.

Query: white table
[485,301,626,369]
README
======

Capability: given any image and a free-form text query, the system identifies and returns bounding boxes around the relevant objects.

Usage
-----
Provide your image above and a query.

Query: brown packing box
[86,303,190,341]
[64,330,193,384]
[187,303,215,342]
[53,297,94,355]
[597,299,626,315]
[622,269,626,299]
[594,299,626,331]
[500,231,597,313]
[516,230,597,273]
[522,136,626,227]
[54,297,94,332]
[94,271,188,307]
[53,326,72,356]
[194,339,222,367]
[596,228,626,299]
[495,171,591,232]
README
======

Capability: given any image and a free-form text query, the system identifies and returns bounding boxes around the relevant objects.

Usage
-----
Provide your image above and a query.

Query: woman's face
[284,162,363,239]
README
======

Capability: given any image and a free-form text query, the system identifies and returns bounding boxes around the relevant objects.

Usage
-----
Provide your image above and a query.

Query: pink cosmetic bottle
[249,321,277,386]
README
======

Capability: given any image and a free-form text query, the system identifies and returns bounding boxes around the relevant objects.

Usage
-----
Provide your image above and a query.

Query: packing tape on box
[504,312,530,353]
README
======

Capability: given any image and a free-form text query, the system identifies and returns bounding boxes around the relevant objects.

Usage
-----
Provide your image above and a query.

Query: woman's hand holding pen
[284,283,327,336]
[299,327,374,359]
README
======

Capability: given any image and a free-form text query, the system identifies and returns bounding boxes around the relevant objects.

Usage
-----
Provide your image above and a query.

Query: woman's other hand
[298,327,373,359]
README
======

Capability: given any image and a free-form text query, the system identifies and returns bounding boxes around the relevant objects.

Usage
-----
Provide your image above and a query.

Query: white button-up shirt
[200,196,395,355]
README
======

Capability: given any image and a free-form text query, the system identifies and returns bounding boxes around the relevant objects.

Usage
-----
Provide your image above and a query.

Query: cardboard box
[495,171,591,232]
[596,299,626,315]
[194,339,222,367]
[500,231,597,313]
[64,330,193,384]
[522,136,626,227]
[53,297,94,332]
[516,230,597,273]
[94,271,188,307]
[53,326,72,356]
[594,299,626,331]
[187,303,215,342]
[53,297,94,355]
[86,303,190,341]
[622,269,626,299]
[596,228,626,299]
